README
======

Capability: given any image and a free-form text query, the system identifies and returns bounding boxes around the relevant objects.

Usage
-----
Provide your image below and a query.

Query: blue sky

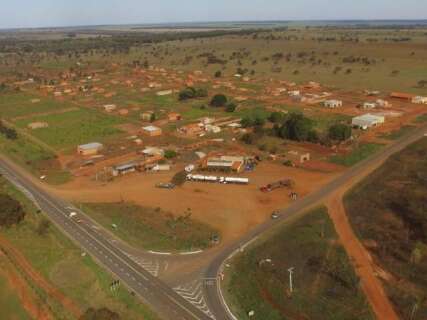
[1,0,426,29]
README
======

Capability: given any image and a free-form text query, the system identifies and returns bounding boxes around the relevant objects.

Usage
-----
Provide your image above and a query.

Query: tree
[328,124,352,141]
[277,112,317,142]
[79,307,120,320]
[210,94,227,107]
[0,194,26,228]
[150,113,156,123]
[240,117,254,128]
[214,70,222,78]
[164,150,177,159]
[225,102,237,113]
[36,218,50,236]
[268,112,284,123]
[178,87,207,101]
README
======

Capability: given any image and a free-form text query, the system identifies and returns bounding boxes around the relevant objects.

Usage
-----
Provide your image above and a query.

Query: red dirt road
[327,194,399,320]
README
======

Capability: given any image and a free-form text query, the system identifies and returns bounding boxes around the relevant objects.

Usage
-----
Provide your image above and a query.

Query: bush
[164,150,177,159]
[225,102,237,113]
[214,70,222,78]
[241,133,255,145]
[178,87,208,101]
[277,112,316,142]
[36,218,50,236]
[0,121,18,140]
[268,112,284,123]
[0,194,26,228]
[171,171,187,186]
[210,94,228,107]
[329,124,352,141]
[79,307,120,320]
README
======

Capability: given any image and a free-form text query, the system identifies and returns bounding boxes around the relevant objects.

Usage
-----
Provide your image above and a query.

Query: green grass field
[380,125,416,140]
[81,202,218,252]
[0,92,75,119]
[15,108,125,151]
[329,143,383,166]
[224,207,373,320]
[0,177,159,320]
[0,134,71,185]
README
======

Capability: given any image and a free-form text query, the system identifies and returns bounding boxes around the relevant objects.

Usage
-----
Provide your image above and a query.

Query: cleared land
[344,137,427,319]
[224,207,373,320]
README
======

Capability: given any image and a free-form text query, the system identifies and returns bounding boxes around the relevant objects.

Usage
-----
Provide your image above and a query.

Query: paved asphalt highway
[203,125,427,320]
[0,157,213,320]
[0,125,425,320]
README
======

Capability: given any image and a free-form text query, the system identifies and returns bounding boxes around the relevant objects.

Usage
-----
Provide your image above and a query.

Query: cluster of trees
[79,308,120,320]
[0,121,17,140]
[0,194,26,228]
[273,112,319,143]
[178,87,208,101]
[328,124,352,141]
[209,94,237,112]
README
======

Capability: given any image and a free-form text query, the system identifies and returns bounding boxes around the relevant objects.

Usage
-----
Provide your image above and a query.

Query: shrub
[210,94,228,107]
[329,124,352,141]
[225,102,237,113]
[164,150,177,159]
[79,307,120,320]
[0,194,26,228]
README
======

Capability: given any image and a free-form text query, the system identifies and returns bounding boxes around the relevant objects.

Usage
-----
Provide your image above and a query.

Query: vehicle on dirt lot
[260,179,295,192]
[271,211,280,219]
[155,182,176,189]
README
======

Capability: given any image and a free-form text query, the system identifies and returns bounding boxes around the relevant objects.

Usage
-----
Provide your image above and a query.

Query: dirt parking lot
[52,162,341,243]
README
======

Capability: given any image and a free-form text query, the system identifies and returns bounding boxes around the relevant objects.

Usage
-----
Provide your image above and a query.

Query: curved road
[0,124,425,320]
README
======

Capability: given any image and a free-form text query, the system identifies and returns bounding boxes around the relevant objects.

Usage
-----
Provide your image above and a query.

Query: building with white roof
[352,114,385,130]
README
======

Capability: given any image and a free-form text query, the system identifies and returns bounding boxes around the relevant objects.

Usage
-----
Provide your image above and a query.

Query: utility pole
[288,267,294,294]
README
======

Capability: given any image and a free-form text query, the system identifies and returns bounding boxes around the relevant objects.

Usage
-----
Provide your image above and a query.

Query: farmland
[223,207,373,320]
[344,137,427,319]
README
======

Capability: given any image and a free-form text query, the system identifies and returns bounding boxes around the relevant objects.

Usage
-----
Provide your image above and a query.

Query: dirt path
[0,235,82,319]
[326,194,399,320]
[0,251,53,320]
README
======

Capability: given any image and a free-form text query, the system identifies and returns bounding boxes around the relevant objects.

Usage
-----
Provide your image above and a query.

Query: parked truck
[260,179,295,192]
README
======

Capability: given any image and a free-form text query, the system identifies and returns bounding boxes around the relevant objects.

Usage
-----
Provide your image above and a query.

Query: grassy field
[0,91,75,119]
[15,107,125,151]
[0,274,32,320]
[380,125,416,140]
[0,177,159,320]
[329,143,383,166]
[344,137,427,320]
[0,134,71,185]
[224,207,373,320]
[81,202,218,252]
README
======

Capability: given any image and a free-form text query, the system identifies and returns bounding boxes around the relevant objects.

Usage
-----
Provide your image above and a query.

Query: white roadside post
[288,267,294,294]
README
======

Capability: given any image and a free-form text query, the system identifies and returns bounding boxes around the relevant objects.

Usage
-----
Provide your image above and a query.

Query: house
[288,90,300,97]
[142,147,164,157]
[77,142,103,156]
[352,114,385,129]
[286,151,311,164]
[203,155,245,173]
[179,123,204,136]
[103,104,117,112]
[156,90,173,96]
[361,102,377,109]
[140,111,154,121]
[142,125,162,137]
[324,100,343,108]
[412,96,427,104]
[376,99,391,108]
[167,112,182,122]
[112,162,138,176]
[28,122,48,130]
[118,109,129,116]
[390,92,415,101]
[205,125,221,134]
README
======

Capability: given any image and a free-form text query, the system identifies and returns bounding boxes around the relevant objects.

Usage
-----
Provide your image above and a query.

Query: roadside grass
[379,125,416,140]
[0,273,32,320]
[80,202,218,252]
[344,137,427,319]
[224,207,373,320]
[0,92,74,119]
[0,177,159,320]
[329,143,383,167]
[0,135,71,185]
[415,113,427,123]
[14,108,125,150]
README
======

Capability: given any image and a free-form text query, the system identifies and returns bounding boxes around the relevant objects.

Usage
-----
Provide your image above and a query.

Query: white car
[69,212,77,218]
